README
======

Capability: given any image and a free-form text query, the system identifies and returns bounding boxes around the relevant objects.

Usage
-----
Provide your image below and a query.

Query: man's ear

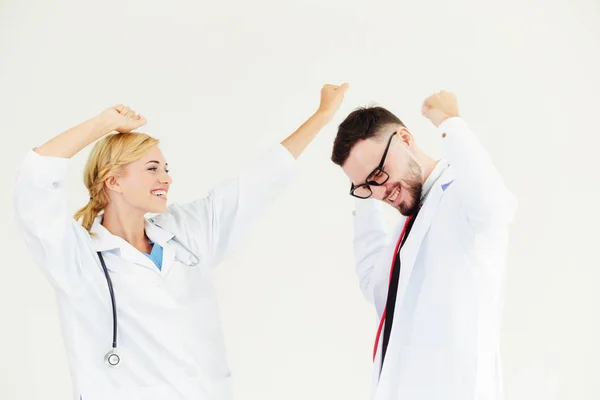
[396,127,414,147]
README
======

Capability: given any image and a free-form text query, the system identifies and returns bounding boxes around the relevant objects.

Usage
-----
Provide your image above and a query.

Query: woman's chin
[144,202,168,214]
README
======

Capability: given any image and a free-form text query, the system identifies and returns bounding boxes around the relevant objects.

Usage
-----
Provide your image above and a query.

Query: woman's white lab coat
[354,118,518,400]
[13,143,297,400]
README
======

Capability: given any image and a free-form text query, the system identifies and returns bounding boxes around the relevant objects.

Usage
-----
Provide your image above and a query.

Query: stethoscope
[96,230,200,367]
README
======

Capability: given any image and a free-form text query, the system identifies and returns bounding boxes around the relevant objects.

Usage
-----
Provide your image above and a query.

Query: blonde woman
[14,83,349,400]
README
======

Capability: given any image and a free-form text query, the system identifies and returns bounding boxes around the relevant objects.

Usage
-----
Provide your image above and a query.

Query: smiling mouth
[150,189,167,199]
[386,186,401,203]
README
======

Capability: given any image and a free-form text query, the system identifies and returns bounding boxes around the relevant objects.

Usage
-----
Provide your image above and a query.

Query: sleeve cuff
[256,142,298,183]
[272,143,298,171]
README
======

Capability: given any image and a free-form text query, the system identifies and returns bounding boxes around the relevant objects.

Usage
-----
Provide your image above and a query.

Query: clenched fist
[421,90,460,127]
[317,83,350,122]
[99,104,147,134]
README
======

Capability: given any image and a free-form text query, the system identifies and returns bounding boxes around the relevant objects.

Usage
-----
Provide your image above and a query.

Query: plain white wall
[1,0,599,399]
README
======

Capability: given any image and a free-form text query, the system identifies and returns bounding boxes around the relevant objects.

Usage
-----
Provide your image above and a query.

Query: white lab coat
[13,143,297,400]
[354,117,517,400]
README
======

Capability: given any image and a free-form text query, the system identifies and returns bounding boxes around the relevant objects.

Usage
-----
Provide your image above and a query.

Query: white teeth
[388,187,400,202]
[151,190,167,197]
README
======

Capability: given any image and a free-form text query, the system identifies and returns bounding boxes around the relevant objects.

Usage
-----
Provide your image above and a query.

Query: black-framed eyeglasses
[350,132,396,199]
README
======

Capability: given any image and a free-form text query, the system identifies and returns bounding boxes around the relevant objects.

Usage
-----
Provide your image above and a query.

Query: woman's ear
[104,175,122,194]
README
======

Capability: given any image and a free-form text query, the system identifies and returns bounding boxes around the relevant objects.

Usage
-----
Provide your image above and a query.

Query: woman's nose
[159,171,172,184]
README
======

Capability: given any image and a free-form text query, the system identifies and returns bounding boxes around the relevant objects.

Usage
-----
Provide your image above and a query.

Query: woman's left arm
[160,83,349,268]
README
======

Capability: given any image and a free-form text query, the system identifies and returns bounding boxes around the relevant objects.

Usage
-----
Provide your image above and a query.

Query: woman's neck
[102,204,151,253]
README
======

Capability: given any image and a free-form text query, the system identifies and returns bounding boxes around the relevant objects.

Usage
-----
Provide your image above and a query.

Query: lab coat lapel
[158,243,177,276]
[394,170,454,325]
[144,219,177,276]
[371,173,455,399]
[118,244,162,272]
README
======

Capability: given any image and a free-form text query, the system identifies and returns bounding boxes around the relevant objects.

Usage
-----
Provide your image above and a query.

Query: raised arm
[14,105,145,292]
[421,91,517,230]
[281,83,349,158]
[35,105,147,158]
[161,83,350,268]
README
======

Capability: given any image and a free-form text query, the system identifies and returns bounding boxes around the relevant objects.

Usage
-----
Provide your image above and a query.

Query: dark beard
[398,183,422,216]
[392,158,423,216]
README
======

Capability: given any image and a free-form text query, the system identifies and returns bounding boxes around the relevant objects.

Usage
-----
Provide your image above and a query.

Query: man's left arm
[422,91,518,230]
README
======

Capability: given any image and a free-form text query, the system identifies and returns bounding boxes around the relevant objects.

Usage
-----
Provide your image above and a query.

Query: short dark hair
[331,106,405,166]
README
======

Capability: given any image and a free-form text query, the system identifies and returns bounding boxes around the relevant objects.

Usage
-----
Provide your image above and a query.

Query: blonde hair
[74,132,160,234]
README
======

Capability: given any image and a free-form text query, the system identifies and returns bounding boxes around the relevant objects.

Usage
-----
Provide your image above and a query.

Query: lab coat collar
[90,216,121,252]
[420,159,451,205]
[90,215,176,274]
[90,216,175,251]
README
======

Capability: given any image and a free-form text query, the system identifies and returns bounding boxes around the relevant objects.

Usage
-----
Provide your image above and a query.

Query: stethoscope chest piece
[105,348,121,367]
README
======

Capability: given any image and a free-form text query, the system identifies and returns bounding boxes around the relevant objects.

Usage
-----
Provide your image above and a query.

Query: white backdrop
[1,0,599,399]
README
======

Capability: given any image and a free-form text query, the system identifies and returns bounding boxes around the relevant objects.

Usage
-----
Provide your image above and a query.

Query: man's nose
[371,184,389,200]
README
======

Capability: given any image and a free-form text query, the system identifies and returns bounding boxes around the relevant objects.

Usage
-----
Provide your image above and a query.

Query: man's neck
[419,156,447,203]
[421,157,438,184]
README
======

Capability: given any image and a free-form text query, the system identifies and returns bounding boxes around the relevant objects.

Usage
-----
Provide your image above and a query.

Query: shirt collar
[420,159,450,205]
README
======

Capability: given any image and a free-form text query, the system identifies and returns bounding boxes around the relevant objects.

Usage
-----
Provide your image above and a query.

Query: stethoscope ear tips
[105,349,121,367]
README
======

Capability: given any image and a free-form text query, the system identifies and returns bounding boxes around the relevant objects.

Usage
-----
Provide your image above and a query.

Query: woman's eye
[148,167,169,173]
